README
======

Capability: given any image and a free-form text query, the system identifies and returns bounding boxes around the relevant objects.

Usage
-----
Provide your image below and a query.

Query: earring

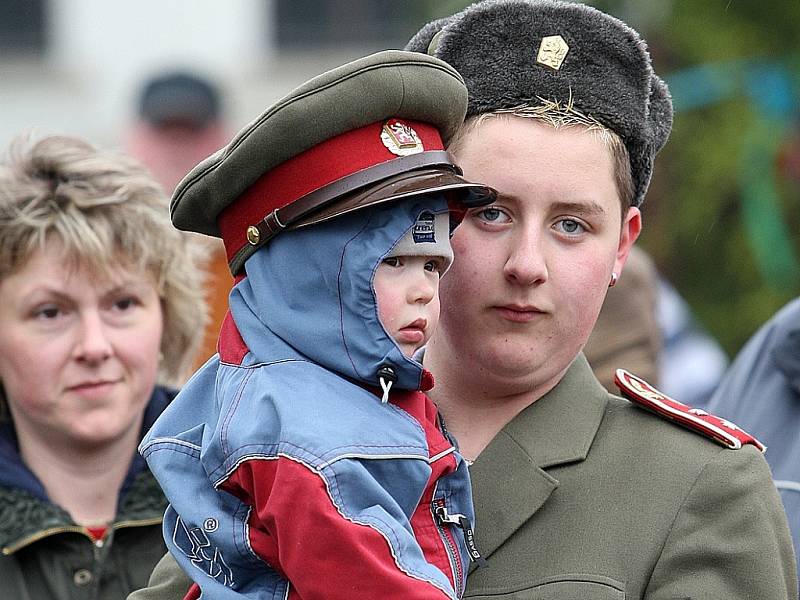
[609,272,619,288]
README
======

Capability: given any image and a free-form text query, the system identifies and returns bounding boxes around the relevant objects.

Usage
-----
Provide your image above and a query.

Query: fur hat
[406,0,673,206]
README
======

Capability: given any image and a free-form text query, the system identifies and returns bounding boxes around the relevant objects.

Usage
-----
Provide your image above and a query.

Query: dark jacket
[0,386,175,600]
[707,297,800,582]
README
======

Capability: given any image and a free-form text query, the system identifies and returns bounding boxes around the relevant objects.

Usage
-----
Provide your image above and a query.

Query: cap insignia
[536,35,569,70]
[381,119,424,156]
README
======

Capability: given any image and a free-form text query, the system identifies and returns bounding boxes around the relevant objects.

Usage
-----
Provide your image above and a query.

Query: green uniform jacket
[465,354,797,599]
[128,356,798,599]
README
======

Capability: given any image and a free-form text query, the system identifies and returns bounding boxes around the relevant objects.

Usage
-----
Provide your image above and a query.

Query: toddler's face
[373,255,444,357]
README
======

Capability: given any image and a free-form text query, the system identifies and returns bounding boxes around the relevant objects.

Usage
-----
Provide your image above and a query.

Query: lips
[66,380,120,396]
[397,318,427,343]
[68,380,115,390]
[494,304,545,323]
[404,318,427,331]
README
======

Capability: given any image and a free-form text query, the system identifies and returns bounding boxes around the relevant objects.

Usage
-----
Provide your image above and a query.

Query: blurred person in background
[125,70,232,372]
[703,113,800,587]
[655,275,729,407]
[586,245,729,405]
[706,297,800,582]
[585,245,662,391]
[125,71,228,195]
[0,133,206,600]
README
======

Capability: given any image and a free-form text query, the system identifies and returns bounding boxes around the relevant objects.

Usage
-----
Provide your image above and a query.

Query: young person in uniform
[139,50,495,599]
[129,2,798,598]
[404,1,796,597]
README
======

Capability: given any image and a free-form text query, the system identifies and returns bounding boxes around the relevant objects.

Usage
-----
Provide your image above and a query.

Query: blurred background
[1,0,798,365]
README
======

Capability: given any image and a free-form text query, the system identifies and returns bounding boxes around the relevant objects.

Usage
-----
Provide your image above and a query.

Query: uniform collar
[468,353,607,566]
[501,352,608,467]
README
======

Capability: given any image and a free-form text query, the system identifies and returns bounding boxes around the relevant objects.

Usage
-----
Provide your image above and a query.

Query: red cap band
[217,120,444,263]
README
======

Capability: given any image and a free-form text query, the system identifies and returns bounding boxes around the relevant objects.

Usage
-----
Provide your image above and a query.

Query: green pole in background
[739,116,799,288]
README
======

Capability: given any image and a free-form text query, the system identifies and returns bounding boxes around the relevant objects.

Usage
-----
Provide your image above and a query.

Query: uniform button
[73,568,93,586]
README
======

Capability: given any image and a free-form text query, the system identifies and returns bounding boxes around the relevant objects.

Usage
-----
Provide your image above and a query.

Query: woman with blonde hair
[0,133,206,599]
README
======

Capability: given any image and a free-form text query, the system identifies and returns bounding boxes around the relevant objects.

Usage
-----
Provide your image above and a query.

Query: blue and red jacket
[141,195,477,599]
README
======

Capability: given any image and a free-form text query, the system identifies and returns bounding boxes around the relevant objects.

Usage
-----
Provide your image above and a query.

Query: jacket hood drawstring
[377,365,398,403]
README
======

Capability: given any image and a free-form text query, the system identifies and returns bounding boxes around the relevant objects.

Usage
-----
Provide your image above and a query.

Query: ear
[613,206,642,276]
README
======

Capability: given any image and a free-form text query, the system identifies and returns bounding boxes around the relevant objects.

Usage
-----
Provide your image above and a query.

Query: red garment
[211,388,461,599]
[84,526,107,542]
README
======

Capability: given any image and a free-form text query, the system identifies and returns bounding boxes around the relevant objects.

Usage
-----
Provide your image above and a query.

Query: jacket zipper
[2,525,87,555]
[434,499,488,568]
[432,498,465,597]
[2,516,163,555]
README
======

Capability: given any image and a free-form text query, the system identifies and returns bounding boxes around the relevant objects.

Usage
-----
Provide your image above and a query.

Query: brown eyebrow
[472,192,521,207]
[480,196,608,218]
[99,279,155,299]
[549,201,607,218]
[19,285,72,303]
[20,278,151,305]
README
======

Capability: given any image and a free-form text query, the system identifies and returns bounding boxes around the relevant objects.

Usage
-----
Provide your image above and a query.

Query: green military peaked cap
[170,50,495,274]
[406,0,673,207]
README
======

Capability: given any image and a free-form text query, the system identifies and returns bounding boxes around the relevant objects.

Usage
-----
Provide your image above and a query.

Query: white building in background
[1,0,434,148]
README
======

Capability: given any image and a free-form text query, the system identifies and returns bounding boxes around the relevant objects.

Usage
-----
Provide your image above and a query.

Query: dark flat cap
[406,0,673,207]
[171,50,495,274]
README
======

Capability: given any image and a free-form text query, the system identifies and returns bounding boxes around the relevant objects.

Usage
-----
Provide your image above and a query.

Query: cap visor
[291,167,496,229]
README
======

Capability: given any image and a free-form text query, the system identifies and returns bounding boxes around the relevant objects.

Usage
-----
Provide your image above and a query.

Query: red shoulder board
[614,369,766,453]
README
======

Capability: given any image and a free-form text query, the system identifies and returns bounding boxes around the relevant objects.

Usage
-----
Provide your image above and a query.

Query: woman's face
[0,243,164,450]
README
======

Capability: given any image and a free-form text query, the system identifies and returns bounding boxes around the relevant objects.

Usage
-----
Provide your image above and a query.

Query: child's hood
[227,194,450,391]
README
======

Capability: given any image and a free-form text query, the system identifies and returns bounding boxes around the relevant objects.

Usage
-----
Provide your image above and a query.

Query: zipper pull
[377,365,397,403]
[434,504,488,568]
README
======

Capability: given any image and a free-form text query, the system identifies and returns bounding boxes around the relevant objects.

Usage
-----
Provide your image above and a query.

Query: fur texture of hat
[406,0,673,206]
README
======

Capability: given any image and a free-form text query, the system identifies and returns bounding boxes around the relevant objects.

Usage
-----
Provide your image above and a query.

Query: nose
[408,269,437,305]
[503,224,548,286]
[73,311,113,365]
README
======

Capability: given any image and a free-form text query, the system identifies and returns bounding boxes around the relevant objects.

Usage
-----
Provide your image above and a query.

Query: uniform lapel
[468,428,557,569]
[468,354,608,567]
